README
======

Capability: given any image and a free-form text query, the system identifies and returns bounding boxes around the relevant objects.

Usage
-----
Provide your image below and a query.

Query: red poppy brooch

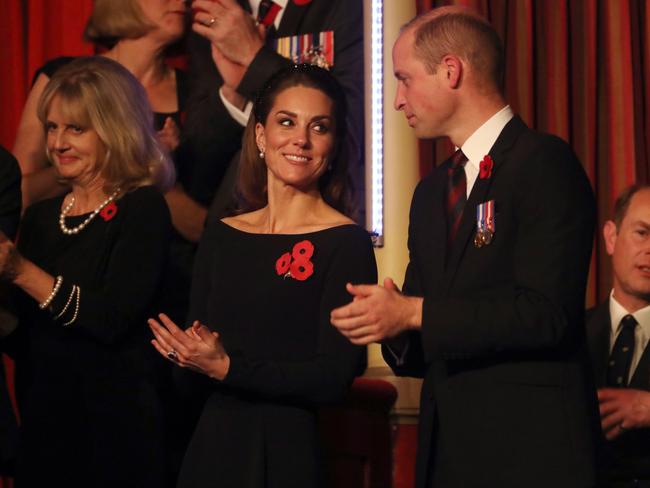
[99,201,118,222]
[292,0,312,5]
[275,240,315,281]
[479,155,494,179]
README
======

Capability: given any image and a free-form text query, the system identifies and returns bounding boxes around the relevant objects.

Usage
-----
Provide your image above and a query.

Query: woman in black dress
[148,64,377,488]
[0,57,174,487]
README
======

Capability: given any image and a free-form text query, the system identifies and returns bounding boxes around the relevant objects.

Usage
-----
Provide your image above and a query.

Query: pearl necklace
[59,188,121,235]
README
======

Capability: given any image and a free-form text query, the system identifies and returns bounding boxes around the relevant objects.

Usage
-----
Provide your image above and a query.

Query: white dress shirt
[219,0,289,126]
[609,291,650,383]
[459,105,514,197]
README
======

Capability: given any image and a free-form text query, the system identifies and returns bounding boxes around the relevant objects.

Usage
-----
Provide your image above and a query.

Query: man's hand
[330,278,423,345]
[598,388,650,440]
[211,45,248,102]
[192,0,266,67]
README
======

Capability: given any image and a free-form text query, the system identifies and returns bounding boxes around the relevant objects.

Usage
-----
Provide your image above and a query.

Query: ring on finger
[207,17,216,27]
[167,349,178,361]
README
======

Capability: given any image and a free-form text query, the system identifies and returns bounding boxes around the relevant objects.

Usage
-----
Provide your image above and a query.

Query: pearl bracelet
[62,286,80,327]
[54,284,77,320]
[39,276,63,310]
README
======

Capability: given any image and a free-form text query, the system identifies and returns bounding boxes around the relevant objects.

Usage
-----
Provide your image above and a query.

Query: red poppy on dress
[99,201,118,221]
[292,240,314,260]
[290,258,314,281]
[275,252,292,275]
[292,0,312,5]
[479,155,494,179]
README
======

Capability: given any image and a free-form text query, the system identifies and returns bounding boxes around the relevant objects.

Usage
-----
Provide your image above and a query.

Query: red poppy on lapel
[99,201,118,221]
[479,155,494,179]
[292,0,311,5]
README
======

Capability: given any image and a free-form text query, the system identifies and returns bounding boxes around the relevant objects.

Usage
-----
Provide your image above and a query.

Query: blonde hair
[84,0,154,48]
[405,6,504,92]
[37,56,174,193]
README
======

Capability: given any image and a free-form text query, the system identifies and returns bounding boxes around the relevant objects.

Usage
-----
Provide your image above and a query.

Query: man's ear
[604,220,618,256]
[440,54,463,89]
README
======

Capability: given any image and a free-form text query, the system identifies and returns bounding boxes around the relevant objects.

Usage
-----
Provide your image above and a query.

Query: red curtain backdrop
[416,0,650,307]
[0,0,94,151]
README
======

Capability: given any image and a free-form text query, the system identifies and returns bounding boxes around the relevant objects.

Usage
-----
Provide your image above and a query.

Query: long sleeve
[38,188,171,345]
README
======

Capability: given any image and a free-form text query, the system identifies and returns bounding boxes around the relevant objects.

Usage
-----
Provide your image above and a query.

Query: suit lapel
[427,169,450,297]
[441,116,527,290]
[630,342,650,389]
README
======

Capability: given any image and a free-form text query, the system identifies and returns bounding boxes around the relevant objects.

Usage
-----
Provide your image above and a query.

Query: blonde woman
[13,0,187,210]
[0,57,173,487]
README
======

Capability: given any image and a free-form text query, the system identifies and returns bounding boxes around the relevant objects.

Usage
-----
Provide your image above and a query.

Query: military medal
[272,31,335,69]
[474,200,496,248]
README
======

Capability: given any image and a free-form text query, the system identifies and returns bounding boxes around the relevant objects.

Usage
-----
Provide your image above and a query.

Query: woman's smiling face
[256,85,336,192]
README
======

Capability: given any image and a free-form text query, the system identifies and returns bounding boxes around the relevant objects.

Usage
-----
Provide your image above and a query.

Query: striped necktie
[257,0,281,27]
[446,149,468,245]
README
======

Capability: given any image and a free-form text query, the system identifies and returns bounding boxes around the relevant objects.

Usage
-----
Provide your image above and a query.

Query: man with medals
[331,6,598,487]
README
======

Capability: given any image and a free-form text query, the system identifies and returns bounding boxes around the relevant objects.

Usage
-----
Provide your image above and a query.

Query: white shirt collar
[460,105,514,171]
[250,0,289,29]
[609,290,650,337]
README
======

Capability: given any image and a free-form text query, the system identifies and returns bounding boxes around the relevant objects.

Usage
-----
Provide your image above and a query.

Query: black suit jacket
[181,0,364,213]
[586,302,650,483]
[383,116,598,488]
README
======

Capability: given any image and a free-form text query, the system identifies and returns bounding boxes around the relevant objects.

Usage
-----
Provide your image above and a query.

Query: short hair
[238,64,352,216]
[84,0,154,48]
[612,184,650,228]
[404,6,504,92]
[37,56,174,193]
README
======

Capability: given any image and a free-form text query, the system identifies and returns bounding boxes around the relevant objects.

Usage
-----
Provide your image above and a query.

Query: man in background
[587,184,650,487]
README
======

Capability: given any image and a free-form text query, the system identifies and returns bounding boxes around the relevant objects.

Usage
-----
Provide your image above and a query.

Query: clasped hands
[598,387,650,440]
[330,278,423,345]
[149,313,230,380]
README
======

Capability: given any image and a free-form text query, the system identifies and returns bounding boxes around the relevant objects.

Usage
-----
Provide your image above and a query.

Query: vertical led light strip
[370,0,384,247]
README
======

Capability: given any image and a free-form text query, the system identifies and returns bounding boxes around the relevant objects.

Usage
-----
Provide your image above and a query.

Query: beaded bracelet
[54,285,77,320]
[39,276,63,310]
[62,286,80,327]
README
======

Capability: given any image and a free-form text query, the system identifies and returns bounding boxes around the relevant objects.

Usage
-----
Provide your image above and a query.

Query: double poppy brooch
[275,240,315,281]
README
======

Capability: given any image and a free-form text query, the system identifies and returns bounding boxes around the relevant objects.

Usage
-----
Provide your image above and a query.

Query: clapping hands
[149,313,230,380]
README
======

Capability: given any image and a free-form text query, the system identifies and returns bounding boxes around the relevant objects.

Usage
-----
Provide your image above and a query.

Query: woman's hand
[149,313,230,380]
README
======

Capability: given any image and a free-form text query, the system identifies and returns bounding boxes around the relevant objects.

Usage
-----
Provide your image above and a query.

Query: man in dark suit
[587,184,650,487]
[331,6,598,487]
[178,0,364,223]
